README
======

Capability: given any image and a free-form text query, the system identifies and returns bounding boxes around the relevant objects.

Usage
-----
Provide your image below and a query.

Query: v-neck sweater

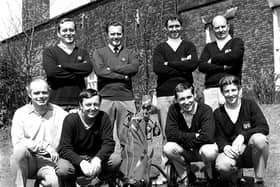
[58,111,115,166]
[214,98,269,152]
[43,45,93,106]
[153,40,198,97]
[165,102,215,150]
[198,38,244,88]
[92,46,139,100]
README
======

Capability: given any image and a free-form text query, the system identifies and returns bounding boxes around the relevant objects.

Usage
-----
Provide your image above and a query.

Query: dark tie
[114,47,119,54]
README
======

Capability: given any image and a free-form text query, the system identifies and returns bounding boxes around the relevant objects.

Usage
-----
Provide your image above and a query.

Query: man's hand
[207,59,211,64]
[90,157,102,177]
[164,61,168,66]
[80,160,94,177]
[45,145,59,162]
[232,134,245,153]
[223,145,239,159]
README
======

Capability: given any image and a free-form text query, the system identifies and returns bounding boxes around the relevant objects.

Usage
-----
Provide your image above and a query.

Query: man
[153,14,198,141]
[43,18,93,111]
[10,78,67,187]
[199,15,244,110]
[92,21,139,149]
[163,82,218,186]
[56,89,121,187]
[214,75,269,186]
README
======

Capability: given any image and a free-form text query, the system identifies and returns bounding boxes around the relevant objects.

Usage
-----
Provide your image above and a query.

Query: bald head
[212,15,230,40]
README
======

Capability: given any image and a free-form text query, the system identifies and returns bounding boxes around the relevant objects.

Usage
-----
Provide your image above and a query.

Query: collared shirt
[11,103,68,155]
[180,101,198,128]
[108,44,122,54]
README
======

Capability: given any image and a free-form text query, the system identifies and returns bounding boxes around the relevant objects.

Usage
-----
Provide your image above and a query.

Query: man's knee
[215,153,237,174]
[199,144,218,162]
[163,142,183,157]
[11,145,29,162]
[249,133,269,150]
[41,174,59,187]
[56,158,75,178]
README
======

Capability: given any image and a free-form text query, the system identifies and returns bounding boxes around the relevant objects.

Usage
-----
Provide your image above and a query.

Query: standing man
[43,18,93,111]
[164,82,218,186]
[199,15,244,110]
[153,14,198,141]
[92,21,139,150]
[214,76,269,186]
[10,78,67,187]
[56,89,120,187]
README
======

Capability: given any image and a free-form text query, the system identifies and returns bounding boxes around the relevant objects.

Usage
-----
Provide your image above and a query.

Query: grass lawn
[1,104,280,187]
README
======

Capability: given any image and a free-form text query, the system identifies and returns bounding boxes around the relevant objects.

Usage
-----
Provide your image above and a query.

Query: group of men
[10,13,269,187]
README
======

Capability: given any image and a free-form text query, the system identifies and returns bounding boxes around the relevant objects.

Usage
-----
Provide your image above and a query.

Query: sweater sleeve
[92,50,126,80]
[198,45,224,74]
[192,105,215,147]
[239,100,269,143]
[95,113,115,161]
[211,38,244,66]
[214,110,231,152]
[62,50,93,76]
[152,45,184,76]
[58,114,84,166]
[110,50,140,76]
[165,105,196,148]
[167,42,199,72]
[43,48,77,79]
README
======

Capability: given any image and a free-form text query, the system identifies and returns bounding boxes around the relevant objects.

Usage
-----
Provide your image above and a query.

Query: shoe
[152,173,167,185]
[254,180,264,187]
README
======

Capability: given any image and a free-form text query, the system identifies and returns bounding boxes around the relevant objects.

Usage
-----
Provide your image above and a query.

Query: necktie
[114,47,119,54]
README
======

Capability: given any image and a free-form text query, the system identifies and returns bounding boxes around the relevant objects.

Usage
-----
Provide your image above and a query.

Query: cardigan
[43,45,93,106]
[165,102,215,150]
[198,38,244,88]
[92,46,139,101]
[153,40,198,97]
[214,98,269,152]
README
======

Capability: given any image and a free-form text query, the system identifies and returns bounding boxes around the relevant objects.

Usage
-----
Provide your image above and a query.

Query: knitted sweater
[43,45,93,106]
[165,102,215,150]
[92,46,139,101]
[214,98,269,152]
[58,111,115,166]
[153,40,198,97]
[199,38,244,88]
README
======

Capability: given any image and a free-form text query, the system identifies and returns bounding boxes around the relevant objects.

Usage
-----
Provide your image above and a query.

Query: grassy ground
[1,105,280,187]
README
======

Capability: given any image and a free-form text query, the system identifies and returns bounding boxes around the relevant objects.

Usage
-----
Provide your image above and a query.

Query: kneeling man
[163,82,218,186]
[56,89,121,186]
[214,75,269,186]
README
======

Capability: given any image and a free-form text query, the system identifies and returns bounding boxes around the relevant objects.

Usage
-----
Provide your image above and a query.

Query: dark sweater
[58,112,115,166]
[153,40,198,97]
[198,38,244,88]
[214,98,269,152]
[92,46,139,101]
[43,45,93,106]
[165,102,215,150]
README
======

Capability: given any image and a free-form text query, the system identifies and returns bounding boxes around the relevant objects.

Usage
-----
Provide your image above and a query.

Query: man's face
[107,25,123,47]
[57,21,76,44]
[166,19,182,39]
[176,89,195,112]
[80,95,101,120]
[212,16,229,40]
[28,81,49,107]
[222,84,241,106]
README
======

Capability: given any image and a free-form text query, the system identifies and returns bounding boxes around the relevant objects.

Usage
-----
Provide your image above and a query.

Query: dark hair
[57,18,76,33]
[78,89,101,105]
[105,21,124,33]
[219,75,241,92]
[164,14,183,28]
[174,82,194,99]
